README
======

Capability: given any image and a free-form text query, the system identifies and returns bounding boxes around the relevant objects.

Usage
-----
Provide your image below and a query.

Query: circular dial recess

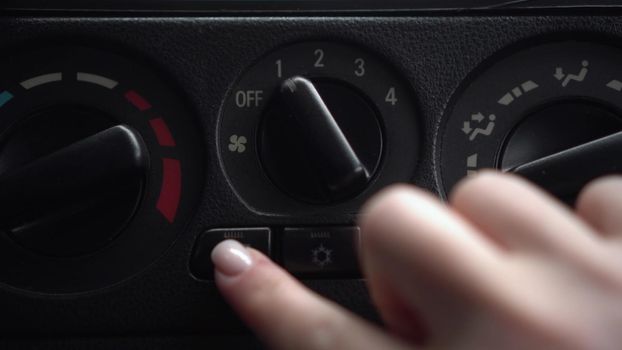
[441,41,622,202]
[0,46,202,293]
[220,41,419,213]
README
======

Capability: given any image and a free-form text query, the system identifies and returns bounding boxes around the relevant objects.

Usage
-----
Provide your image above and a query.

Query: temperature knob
[0,46,202,293]
[0,106,148,257]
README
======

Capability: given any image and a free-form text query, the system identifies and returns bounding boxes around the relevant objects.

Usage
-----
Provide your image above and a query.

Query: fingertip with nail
[211,240,253,277]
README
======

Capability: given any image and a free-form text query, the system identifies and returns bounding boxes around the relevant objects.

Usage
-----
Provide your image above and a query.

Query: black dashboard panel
[5,0,622,13]
[1,4,622,349]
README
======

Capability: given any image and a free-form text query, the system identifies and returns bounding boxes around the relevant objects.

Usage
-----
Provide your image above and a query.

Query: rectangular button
[190,228,271,280]
[282,226,360,276]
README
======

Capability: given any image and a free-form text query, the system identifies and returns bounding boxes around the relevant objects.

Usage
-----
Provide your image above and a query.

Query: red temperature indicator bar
[157,158,182,223]
[149,117,176,147]
[125,90,152,111]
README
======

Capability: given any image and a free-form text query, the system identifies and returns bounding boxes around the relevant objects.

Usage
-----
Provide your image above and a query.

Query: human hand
[211,172,622,350]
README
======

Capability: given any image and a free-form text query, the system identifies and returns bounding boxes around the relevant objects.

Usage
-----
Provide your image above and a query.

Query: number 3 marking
[354,58,365,77]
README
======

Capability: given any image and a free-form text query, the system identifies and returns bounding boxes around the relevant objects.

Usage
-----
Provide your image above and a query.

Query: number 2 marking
[314,49,325,68]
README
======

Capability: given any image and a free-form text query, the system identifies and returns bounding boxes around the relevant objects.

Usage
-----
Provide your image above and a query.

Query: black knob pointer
[501,100,622,203]
[280,77,370,195]
[511,131,622,200]
[260,77,382,204]
[0,107,149,257]
[0,125,147,219]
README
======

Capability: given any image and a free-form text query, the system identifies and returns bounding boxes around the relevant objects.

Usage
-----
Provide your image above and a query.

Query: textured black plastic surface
[4,0,622,13]
[1,12,622,348]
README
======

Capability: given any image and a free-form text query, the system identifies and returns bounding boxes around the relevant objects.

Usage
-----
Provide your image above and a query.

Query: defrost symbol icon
[312,244,333,268]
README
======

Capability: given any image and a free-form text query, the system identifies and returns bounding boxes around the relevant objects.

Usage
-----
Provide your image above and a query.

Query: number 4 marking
[385,87,398,106]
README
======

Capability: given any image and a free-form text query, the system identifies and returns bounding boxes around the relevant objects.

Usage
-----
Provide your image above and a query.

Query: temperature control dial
[220,41,419,213]
[0,108,148,257]
[441,41,622,202]
[0,46,202,293]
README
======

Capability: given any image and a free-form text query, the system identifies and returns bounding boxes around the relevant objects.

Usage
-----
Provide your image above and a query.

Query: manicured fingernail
[211,240,253,276]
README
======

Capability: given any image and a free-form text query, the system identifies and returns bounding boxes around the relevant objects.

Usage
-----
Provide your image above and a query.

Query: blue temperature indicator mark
[0,91,13,108]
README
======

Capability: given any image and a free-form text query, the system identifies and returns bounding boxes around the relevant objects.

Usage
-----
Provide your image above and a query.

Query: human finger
[450,172,601,258]
[359,185,505,345]
[576,176,622,237]
[211,240,413,350]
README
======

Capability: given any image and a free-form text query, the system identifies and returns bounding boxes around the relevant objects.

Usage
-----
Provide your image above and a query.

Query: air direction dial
[441,41,622,202]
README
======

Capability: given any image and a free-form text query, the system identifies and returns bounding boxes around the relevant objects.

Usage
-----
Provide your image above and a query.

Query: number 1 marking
[276,59,282,78]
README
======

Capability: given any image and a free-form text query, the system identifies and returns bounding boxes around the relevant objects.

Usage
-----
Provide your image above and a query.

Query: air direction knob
[501,100,622,203]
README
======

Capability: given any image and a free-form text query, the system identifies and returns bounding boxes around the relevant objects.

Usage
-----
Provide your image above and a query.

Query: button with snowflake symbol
[282,226,360,276]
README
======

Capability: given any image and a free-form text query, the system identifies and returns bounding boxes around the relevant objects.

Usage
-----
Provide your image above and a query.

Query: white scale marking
[467,154,478,176]
[521,80,539,92]
[498,80,539,106]
[607,80,622,92]
[76,72,118,89]
[20,73,62,89]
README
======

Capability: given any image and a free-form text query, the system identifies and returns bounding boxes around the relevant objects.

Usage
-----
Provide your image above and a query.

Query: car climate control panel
[1,5,622,348]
